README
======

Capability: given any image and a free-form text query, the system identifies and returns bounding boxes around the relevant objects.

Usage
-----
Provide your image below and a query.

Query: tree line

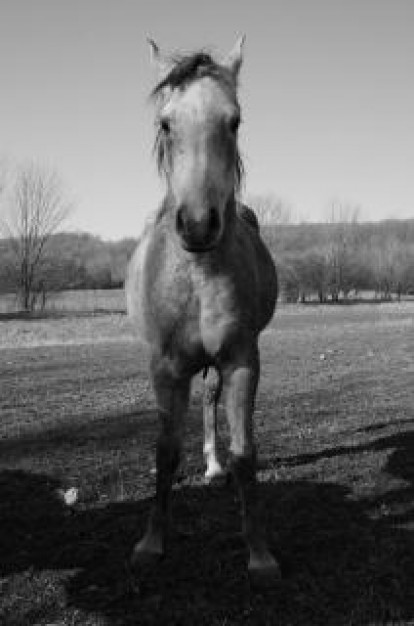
[1,219,413,309]
[1,163,413,310]
[263,219,414,303]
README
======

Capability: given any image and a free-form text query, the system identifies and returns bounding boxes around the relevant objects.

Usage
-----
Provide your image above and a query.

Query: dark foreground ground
[0,303,413,625]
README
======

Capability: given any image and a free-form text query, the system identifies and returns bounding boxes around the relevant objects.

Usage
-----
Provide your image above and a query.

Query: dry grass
[0,289,126,316]
[1,303,413,624]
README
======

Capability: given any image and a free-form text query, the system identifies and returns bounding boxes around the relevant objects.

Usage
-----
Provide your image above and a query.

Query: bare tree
[245,192,293,226]
[373,236,401,300]
[0,163,73,311]
[324,201,361,300]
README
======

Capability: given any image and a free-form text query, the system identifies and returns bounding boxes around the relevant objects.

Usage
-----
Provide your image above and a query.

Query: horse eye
[229,115,240,134]
[160,117,170,134]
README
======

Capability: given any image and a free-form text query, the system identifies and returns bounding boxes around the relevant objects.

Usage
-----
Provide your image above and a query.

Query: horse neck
[222,194,238,237]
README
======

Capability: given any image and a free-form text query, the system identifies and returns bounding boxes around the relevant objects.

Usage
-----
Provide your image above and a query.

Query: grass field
[0,302,413,625]
[0,289,126,316]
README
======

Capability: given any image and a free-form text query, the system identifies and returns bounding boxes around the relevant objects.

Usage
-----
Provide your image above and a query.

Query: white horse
[126,38,279,585]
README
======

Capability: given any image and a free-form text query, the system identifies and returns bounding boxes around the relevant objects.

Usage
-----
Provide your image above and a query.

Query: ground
[0,298,413,625]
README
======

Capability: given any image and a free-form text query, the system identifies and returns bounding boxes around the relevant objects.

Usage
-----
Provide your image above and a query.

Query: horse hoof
[204,463,226,483]
[131,544,164,572]
[248,560,282,589]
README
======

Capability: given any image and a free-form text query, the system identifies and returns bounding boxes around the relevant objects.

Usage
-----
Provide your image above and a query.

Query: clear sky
[0,0,413,239]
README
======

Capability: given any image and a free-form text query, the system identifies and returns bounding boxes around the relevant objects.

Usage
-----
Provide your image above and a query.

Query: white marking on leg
[204,441,224,479]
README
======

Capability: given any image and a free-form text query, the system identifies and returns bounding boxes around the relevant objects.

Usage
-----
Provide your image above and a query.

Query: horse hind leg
[132,355,190,568]
[203,367,225,481]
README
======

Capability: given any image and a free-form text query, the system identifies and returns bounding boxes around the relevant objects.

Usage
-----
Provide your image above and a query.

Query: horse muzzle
[175,204,222,252]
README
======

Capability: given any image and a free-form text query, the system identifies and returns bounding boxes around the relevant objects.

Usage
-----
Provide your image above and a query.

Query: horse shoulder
[234,219,278,331]
[125,225,155,344]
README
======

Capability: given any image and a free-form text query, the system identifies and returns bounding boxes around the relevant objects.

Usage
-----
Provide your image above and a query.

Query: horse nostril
[208,207,220,234]
[176,206,186,235]
[176,204,221,250]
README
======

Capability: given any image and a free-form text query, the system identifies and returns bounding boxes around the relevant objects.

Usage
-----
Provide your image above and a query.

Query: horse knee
[204,385,217,407]
[156,431,181,475]
[203,367,221,406]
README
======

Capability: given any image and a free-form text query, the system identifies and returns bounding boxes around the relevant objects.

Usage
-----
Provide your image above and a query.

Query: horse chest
[154,269,240,358]
[196,274,241,355]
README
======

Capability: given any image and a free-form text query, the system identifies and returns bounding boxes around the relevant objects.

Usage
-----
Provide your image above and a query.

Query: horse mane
[237,203,260,232]
[151,51,236,97]
[151,51,244,190]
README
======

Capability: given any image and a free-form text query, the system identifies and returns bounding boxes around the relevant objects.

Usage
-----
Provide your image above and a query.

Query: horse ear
[223,35,245,80]
[147,38,171,80]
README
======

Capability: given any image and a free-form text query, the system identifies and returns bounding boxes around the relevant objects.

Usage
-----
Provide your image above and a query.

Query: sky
[0,0,413,240]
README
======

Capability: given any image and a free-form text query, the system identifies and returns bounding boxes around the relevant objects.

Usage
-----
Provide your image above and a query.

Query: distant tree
[108,238,137,286]
[306,252,329,302]
[277,260,300,302]
[398,250,414,295]
[324,201,361,300]
[245,193,293,226]
[0,163,73,310]
[373,236,402,300]
[284,251,328,302]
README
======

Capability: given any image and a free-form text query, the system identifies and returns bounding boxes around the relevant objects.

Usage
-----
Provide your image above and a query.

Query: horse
[126,37,280,584]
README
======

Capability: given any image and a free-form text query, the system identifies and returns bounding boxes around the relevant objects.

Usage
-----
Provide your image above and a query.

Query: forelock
[151,51,236,98]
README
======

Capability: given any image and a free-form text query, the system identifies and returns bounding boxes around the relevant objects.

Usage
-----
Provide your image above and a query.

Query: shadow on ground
[273,429,414,529]
[1,447,413,626]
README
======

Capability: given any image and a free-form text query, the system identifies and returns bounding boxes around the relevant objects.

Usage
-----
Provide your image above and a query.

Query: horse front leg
[223,344,281,584]
[132,355,190,567]
[203,367,225,480]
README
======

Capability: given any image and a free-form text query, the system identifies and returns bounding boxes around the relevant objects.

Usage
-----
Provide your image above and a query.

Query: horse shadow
[276,426,414,529]
[1,436,413,626]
